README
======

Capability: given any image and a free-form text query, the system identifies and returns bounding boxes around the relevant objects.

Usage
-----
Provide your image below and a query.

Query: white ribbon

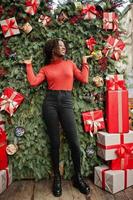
[0,92,18,116]
[85,117,103,137]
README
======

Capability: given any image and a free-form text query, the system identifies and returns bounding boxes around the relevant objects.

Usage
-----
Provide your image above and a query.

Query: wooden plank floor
[0,179,133,200]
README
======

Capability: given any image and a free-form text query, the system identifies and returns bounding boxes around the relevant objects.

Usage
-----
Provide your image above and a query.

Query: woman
[23,38,90,197]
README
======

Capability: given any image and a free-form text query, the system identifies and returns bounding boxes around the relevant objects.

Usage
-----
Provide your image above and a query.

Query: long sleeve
[73,62,89,83]
[26,63,46,86]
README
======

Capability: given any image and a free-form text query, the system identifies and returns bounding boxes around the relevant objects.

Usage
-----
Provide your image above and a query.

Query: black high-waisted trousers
[42,90,81,175]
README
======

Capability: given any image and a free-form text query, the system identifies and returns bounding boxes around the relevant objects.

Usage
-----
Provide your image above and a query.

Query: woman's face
[53,40,66,57]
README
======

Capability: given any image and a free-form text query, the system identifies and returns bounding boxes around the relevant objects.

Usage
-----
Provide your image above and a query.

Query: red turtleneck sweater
[26,59,89,91]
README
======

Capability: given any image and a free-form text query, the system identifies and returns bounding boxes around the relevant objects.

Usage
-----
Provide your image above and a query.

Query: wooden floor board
[0,179,133,200]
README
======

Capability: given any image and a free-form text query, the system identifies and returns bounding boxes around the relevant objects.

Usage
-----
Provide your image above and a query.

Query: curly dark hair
[43,38,67,65]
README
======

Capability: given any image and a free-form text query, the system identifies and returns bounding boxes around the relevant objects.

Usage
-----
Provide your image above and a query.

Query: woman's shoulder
[65,59,74,65]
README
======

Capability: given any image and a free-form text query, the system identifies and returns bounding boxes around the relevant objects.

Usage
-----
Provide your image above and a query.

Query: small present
[0,17,20,38]
[94,165,133,194]
[38,15,51,26]
[81,4,97,20]
[57,11,68,23]
[0,114,5,131]
[106,74,126,90]
[82,110,105,136]
[21,22,32,34]
[86,37,96,51]
[25,0,40,15]
[103,12,118,31]
[103,36,125,61]
[74,1,83,12]
[0,87,24,116]
[97,131,133,161]
[0,128,8,170]
[106,90,129,133]
[0,166,12,194]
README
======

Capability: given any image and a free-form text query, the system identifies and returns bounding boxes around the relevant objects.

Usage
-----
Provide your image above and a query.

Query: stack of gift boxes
[0,115,12,194]
[94,74,133,194]
[0,87,24,194]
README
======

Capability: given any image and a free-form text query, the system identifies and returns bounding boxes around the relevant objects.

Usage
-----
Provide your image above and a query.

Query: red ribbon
[26,0,39,14]
[81,4,97,15]
[86,37,96,51]
[2,19,18,36]
[102,168,109,189]
[106,79,126,90]
[102,168,127,190]
[97,134,133,150]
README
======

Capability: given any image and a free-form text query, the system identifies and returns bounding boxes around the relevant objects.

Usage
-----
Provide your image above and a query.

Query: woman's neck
[51,55,64,62]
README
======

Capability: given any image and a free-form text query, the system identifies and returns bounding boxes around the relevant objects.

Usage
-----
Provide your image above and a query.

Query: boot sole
[73,182,91,196]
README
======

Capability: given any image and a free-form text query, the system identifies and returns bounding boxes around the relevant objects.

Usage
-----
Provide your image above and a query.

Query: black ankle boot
[72,173,90,195]
[52,173,62,197]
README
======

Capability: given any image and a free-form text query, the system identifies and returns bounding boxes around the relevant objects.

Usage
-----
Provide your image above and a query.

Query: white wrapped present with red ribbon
[94,165,133,194]
[81,4,97,20]
[38,15,52,26]
[103,36,125,61]
[0,88,24,116]
[103,12,118,31]
[0,114,5,131]
[0,166,12,194]
[82,110,105,137]
[25,0,40,15]
[0,17,20,38]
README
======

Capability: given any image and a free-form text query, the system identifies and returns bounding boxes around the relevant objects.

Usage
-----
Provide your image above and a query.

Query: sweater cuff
[26,63,32,68]
[82,63,89,69]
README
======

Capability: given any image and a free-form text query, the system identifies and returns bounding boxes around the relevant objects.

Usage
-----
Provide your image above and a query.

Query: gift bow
[105,38,125,60]
[2,19,18,36]
[26,0,39,14]
[39,15,51,26]
[115,144,130,169]
[86,37,96,51]
[81,4,97,15]
[0,92,18,116]
[85,117,103,137]
[103,13,118,31]
[106,78,126,90]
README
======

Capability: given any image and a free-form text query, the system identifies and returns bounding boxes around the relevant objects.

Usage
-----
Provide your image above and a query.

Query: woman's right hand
[22,57,32,65]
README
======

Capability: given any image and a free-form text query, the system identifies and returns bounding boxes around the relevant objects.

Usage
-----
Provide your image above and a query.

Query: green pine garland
[0,0,127,180]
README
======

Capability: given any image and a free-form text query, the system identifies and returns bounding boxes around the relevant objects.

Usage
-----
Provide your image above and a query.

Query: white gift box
[97,131,133,161]
[0,166,12,194]
[94,165,133,194]
[0,114,5,131]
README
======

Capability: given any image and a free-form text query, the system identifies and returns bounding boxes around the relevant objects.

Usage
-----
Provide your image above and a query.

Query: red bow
[26,0,39,14]
[86,37,96,51]
[81,4,97,15]
[106,78,126,90]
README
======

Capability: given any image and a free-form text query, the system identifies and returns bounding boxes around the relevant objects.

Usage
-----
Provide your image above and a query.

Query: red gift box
[0,17,20,38]
[106,90,129,133]
[106,74,126,90]
[103,36,125,61]
[81,4,97,20]
[103,12,118,31]
[0,87,24,116]
[82,110,105,136]
[25,0,40,15]
[0,128,8,170]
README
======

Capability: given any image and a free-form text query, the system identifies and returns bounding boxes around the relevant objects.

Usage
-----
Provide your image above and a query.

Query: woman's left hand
[82,55,91,64]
